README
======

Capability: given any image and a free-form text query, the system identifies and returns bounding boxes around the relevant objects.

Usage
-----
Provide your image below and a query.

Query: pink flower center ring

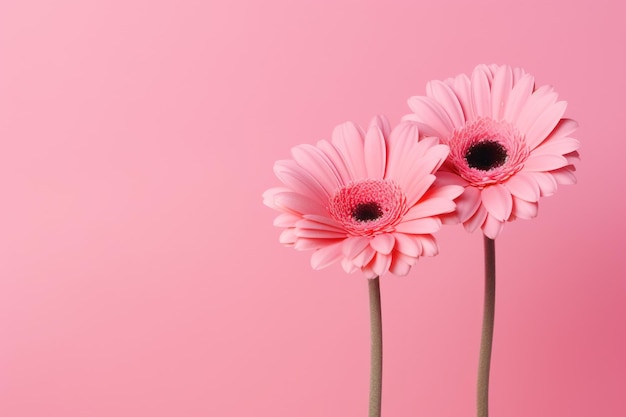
[329,179,407,237]
[447,118,529,188]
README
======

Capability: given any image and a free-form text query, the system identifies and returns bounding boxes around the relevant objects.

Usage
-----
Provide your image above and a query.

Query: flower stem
[477,236,496,417]
[368,277,383,417]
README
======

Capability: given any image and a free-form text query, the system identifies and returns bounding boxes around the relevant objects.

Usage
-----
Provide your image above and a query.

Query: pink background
[1,0,624,416]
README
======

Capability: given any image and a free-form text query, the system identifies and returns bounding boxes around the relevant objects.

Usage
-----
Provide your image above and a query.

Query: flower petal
[550,166,577,185]
[316,140,352,185]
[262,186,290,209]
[295,228,347,239]
[310,241,344,270]
[302,214,342,228]
[362,265,378,279]
[463,204,487,233]
[403,198,456,221]
[491,65,513,119]
[331,121,368,180]
[395,217,442,234]
[426,80,465,127]
[398,145,449,205]
[389,255,412,276]
[543,118,578,142]
[504,172,540,202]
[455,187,482,223]
[450,73,474,121]
[295,237,344,251]
[531,137,580,158]
[385,121,420,182]
[430,170,468,187]
[371,252,392,277]
[274,160,329,204]
[422,183,465,201]
[512,66,527,84]
[341,258,358,274]
[481,184,513,221]
[273,213,300,228]
[393,233,420,257]
[503,72,534,123]
[370,234,395,255]
[279,228,297,245]
[296,217,344,233]
[512,197,538,220]
[471,66,492,118]
[417,235,438,256]
[395,252,419,266]
[565,151,580,165]
[525,101,567,150]
[352,245,376,267]
[482,214,504,239]
[525,171,558,197]
[272,191,327,216]
[291,145,342,198]
[516,88,558,134]
[406,96,455,138]
[342,236,371,258]
[364,125,386,178]
[524,154,569,172]
[369,115,391,137]
[404,174,437,208]
[439,212,459,225]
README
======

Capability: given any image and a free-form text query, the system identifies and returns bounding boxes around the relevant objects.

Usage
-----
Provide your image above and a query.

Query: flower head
[404,64,580,238]
[263,116,464,278]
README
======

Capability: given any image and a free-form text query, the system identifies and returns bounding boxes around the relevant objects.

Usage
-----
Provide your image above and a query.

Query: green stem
[477,236,496,417]
[368,277,382,417]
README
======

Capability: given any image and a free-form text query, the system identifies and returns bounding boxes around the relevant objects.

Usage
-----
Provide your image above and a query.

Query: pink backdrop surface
[1,0,624,416]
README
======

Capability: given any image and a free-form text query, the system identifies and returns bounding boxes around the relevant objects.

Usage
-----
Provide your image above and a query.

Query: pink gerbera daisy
[404,64,580,238]
[263,116,464,278]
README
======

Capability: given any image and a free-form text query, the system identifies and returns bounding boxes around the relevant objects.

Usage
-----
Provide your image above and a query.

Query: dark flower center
[352,202,383,222]
[465,140,508,171]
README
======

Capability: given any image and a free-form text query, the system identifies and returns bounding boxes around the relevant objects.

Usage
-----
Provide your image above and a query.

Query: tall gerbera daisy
[404,64,580,238]
[264,115,463,278]
[404,64,580,417]
[264,115,463,417]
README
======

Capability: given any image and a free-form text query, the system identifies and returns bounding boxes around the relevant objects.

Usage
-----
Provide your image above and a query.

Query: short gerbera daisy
[263,116,464,278]
[404,64,580,238]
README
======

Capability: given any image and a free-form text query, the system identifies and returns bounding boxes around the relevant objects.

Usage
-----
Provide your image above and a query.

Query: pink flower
[263,116,464,279]
[404,64,580,238]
